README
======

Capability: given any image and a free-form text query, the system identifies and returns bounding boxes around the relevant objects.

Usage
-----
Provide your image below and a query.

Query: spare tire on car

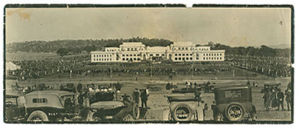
[172,103,193,121]
[224,103,245,121]
[27,110,49,122]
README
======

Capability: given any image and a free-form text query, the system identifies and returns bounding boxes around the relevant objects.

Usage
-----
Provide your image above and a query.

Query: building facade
[91,42,225,63]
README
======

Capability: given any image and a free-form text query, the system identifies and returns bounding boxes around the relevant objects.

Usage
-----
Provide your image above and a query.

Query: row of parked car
[5,83,139,122]
[5,81,285,122]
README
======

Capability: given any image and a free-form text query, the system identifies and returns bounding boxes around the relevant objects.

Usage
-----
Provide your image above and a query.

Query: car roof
[26,90,74,97]
[215,85,249,90]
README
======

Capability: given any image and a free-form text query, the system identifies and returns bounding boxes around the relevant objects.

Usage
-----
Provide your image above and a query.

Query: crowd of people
[230,55,291,78]
[132,88,150,109]
[262,82,292,111]
[8,58,236,81]
[6,52,292,81]
[9,56,88,80]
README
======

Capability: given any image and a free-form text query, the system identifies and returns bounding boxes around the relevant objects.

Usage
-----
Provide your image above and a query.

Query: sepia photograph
[4,5,293,123]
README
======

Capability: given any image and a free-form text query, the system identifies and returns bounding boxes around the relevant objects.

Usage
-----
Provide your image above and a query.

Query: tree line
[7,37,291,58]
[7,37,173,54]
[208,42,291,57]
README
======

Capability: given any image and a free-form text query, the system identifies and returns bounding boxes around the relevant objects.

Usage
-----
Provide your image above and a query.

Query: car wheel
[132,103,140,120]
[172,104,193,122]
[225,104,245,121]
[27,110,49,122]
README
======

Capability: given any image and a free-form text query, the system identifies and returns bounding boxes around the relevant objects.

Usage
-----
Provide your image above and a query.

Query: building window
[178,57,181,60]
[162,54,165,56]
[190,54,193,56]
[179,54,181,56]
[175,54,177,56]
[220,57,222,60]
[134,54,136,56]
[122,58,125,61]
[186,57,189,60]
[150,54,153,56]
[196,57,199,60]
[190,57,193,60]
[175,58,177,60]
[122,54,125,57]
[182,54,185,56]
[156,54,159,56]
[203,57,205,60]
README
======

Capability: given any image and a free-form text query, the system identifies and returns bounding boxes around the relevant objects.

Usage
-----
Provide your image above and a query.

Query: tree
[56,48,69,57]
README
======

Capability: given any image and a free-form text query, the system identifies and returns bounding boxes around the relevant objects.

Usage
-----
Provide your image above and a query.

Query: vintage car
[19,90,76,122]
[90,92,140,121]
[60,83,76,92]
[171,82,214,93]
[214,86,256,121]
[166,94,204,122]
[10,89,139,122]
[5,94,25,122]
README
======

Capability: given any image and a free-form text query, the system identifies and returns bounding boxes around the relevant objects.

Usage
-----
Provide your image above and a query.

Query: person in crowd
[203,103,208,120]
[285,87,292,111]
[270,88,278,110]
[277,88,285,111]
[263,88,271,111]
[185,81,189,89]
[132,88,140,107]
[122,93,131,102]
[194,87,201,106]
[140,89,149,109]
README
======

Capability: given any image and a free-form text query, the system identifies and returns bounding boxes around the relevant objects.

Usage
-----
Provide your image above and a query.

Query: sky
[5,8,292,48]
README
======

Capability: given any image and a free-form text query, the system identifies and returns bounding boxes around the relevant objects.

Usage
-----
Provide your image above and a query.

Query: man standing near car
[285,87,292,111]
[141,89,148,109]
[132,88,140,107]
[277,89,285,111]
[194,87,201,106]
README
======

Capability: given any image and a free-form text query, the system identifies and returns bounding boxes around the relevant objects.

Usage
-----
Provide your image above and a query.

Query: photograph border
[3,4,294,124]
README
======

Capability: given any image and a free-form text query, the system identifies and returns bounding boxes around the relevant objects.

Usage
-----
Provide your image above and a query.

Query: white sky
[5,8,291,48]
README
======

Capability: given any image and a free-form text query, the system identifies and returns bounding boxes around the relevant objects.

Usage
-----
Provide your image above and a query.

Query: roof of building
[147,46,169,52]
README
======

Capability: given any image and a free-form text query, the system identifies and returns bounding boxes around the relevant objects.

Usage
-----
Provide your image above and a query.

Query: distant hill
[6,37,174,53]
[6,38,291,58]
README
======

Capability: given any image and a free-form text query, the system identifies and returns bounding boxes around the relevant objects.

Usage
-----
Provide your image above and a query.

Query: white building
[91,42,225,63]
